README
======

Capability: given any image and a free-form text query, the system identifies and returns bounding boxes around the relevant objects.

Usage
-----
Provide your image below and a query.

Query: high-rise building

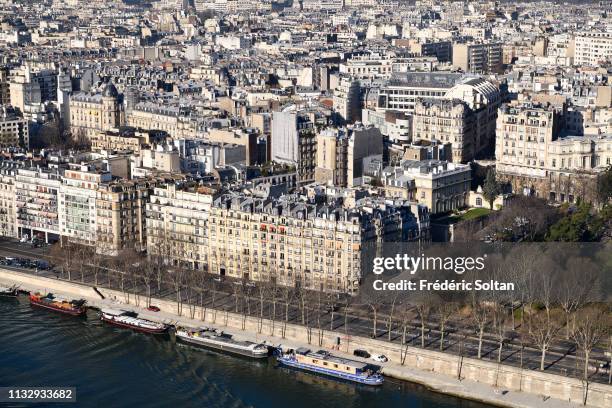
[0,162,21,238]
[271,110,317,184]
[333,78,362,123]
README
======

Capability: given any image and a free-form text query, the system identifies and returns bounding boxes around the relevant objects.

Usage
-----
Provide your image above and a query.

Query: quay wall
[2,268,610,408]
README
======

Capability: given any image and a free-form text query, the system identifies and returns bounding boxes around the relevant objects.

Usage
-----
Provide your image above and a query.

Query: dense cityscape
[0,0,611,407]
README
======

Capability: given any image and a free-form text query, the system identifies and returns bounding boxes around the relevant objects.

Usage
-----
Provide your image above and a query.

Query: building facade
[69,83,122,141]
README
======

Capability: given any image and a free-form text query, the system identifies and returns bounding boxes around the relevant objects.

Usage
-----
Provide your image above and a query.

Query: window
[476,197,482,206]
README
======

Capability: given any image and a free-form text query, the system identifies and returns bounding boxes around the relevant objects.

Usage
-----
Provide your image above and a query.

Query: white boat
[175,327,269,358]
[100,308,168,334]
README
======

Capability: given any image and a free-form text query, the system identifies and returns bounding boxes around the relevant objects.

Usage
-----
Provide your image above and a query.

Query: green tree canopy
[482,169,501,210]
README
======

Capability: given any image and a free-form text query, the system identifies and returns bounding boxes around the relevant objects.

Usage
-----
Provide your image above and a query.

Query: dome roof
[102,83,119,98]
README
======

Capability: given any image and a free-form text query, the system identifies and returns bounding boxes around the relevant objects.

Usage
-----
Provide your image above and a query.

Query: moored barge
[29,292,87,316]
[0,285,19,298]
[175,327,269,358]
[276,347,384,386]
[100,308,169,334]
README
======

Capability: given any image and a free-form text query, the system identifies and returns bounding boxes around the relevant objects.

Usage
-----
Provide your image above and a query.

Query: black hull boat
[0,285,20,298]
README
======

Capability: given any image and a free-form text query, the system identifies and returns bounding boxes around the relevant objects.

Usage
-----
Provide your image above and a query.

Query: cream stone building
[126,103,197,139]
[91,128,169,153]
[496,101,612,203]
[69,83,122,141]
[146,183,215,269]
[96,177,172,254]
[381,160,472,214]
[412,99,476,163]
[146,186,429,292]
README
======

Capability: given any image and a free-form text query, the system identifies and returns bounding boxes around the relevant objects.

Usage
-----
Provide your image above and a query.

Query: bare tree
[49,242,77,280]
[257,283,266,333]
[127,252,144,307]
[528,310,562,371]
[341,294,353,352]
[365,291,386,339]
[572,308,608,381]
[232,282,241,313]
[184,268,199,320]
[168,264,186,316]
[89,244,107,286]
[280,286,294,339]
[471,301,490,359]
[327,293,340,331]
[558,258,597,339]
[398,302,414,365]
[267,280,280,336]
[385,293,399,341]
[142,259,156,307]
[437,301,457,351]
[315,288,325,346]
[415,301,433,349]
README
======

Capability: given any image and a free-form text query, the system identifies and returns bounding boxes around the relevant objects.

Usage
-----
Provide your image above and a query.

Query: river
[0,297,492,408]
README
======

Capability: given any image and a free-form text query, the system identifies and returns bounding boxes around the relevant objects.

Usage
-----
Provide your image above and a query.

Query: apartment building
[333,78,361,123]
[315,128,349,186]
[338,53,435,80]
[452,42,503,74]
[204,193,428,292]
[381,160,472,214]
[91,127,169,153]
[412,99,477,163]
[574,32,612,66]
[0,162,21,238]
[494,101,612,202]
[69,83,122,141]
[146,182,216,268]
[495,101,561,181]
[126,102,197,139]
[0,106,28,148]
[96,177,169,254]
[271,110,317,184]
[146,184,429,292]
[15,167,62,243]
[0,66,10,106]
[58,165,112,245]
[407,39,452,62]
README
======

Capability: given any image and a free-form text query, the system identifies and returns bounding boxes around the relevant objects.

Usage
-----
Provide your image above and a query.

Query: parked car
[147,305,160,312]
[371,354,388,363]
[353,349,370,358]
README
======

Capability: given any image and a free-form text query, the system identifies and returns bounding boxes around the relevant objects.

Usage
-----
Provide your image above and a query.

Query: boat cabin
[101,308,137,317]
[294,348,368,375]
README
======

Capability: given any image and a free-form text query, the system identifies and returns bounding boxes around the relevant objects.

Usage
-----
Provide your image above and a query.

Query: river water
[0,297,491,408]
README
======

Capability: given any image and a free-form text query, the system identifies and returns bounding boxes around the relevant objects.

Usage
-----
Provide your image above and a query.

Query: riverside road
[0,239,608,386]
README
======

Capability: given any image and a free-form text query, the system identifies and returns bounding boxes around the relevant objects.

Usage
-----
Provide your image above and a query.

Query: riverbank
[1,268,609,408]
